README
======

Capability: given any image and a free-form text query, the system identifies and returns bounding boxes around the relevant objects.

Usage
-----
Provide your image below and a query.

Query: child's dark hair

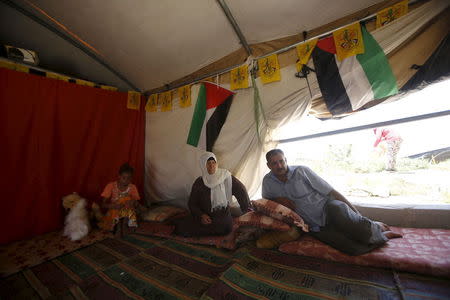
[119,163,134,175]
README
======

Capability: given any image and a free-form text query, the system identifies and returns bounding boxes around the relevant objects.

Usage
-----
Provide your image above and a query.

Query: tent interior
[1,0,450,299]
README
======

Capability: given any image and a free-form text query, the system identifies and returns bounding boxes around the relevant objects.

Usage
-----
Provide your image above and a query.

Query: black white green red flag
[312,25,398,115]
[186,82,234,151]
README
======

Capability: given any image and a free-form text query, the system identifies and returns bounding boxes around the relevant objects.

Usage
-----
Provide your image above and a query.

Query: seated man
[262,149,401,255]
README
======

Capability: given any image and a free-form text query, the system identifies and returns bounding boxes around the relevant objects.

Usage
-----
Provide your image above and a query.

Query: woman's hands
[200,214,212,225]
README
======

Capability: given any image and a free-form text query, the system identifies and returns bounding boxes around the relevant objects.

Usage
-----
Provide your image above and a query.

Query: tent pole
[216,0,252,56]
[277,110,450,144]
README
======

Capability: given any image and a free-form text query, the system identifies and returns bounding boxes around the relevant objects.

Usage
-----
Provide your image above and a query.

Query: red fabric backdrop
[0,68,145,244]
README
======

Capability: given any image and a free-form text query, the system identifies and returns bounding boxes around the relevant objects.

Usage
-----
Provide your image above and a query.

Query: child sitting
[99,163,140,232]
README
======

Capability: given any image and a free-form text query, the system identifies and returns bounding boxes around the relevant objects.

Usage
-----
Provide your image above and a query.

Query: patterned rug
[0,229,113,278]
[1,234,449,299]
[203,248,450,300]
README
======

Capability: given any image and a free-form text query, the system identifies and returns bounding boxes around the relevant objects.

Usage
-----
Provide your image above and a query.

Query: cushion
[142,205,187,222]
[278,227,450,278]
[135,221,175,236]
[235,227,265,245]
[236,211,290,231]
[256,226,301,249]
[135,220,240,250]
[252,199,309,232]
[272,197,296,211]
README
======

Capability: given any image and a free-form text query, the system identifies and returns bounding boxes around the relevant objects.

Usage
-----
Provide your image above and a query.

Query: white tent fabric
[144,0,448,206]
[144,64,318,206]
[372,0,449,55]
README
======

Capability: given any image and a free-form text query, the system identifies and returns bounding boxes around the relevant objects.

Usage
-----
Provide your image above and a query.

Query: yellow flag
[0,61,28,72]
[76,79,95,87]
[100,85,118,91]
[127,91,141,110]
[296,39,318,67]
[46,72,69,82]
[258,54,281,84]
[230,65,249,90]
[376,0,409,28]
[160,91,172,112]
[333,23,364,61]
[145,94,158,112]
[178,85,191,108]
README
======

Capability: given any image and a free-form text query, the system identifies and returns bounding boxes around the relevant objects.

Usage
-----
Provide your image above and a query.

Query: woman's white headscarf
[199,152,232,211]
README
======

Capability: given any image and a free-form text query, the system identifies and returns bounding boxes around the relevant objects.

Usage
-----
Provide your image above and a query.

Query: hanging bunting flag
[46,72,69,82]
[187,82,234,151]
[127,91,141,110]
[296,39,318,70]
[178,85,192,108]
[100,85,118,91]
[376,0,408,28]
[333,22,364,61]
[160,91,172,112]
[230,65,249,90]
[258,54,281,84]
[312,25,397,115]
[145,94,158,112]
[76,79,95,87]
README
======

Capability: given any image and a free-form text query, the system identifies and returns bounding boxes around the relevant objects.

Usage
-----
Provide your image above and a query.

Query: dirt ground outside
[298,156,450,205]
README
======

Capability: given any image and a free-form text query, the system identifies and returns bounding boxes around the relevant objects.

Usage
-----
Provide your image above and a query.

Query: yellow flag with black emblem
[230,65,249,90]
[178,85,191,108]
[46,72,69,82]
[333,23,364,61]
[296,39,318,71]
[145,94,158,112]
[160,91,172,112]
[76,79,95,87]
[127,91,141,110]
[258,54,281,84]
[376,0,408,28]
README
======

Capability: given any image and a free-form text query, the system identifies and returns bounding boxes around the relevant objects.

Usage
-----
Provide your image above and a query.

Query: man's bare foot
[375,221,390,232]
[384,231,403,239]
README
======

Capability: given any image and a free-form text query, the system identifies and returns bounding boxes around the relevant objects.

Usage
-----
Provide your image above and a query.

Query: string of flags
[128,0,409,112]
[0,59,118,91]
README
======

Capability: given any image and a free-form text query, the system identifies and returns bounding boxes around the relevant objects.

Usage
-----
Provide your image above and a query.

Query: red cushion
[236,211,290,231]
[279,227,450,278]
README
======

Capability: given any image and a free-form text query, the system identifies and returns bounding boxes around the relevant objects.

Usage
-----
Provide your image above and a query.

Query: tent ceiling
[1,0,390,91]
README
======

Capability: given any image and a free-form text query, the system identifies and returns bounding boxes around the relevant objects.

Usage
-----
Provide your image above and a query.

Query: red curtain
[0,68,145,244]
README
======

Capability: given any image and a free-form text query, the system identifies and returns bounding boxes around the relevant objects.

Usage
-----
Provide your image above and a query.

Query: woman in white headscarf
[174,152,251,237]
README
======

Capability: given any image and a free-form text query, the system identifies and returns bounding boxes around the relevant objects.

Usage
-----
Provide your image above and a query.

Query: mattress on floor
[279,227,450,278]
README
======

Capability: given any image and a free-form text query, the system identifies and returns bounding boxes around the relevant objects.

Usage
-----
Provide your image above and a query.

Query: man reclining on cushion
[174,152,251,237]
[262,149,401,256]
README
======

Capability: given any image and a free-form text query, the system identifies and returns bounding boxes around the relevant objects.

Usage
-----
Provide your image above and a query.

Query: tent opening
[256,78,450,206]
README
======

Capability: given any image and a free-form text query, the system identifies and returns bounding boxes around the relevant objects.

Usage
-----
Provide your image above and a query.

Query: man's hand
[200,214,212,225]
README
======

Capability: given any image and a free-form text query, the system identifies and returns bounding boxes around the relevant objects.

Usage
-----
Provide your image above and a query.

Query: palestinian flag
[187,82,234,151]
[312,25,398,115]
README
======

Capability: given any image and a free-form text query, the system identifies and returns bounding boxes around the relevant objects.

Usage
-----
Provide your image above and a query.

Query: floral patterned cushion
[142,205,188,222]
[252,199,309,232]
[236,211,290,231]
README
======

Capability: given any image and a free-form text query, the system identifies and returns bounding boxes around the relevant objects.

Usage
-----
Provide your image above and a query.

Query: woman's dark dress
[174,175,250,237]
